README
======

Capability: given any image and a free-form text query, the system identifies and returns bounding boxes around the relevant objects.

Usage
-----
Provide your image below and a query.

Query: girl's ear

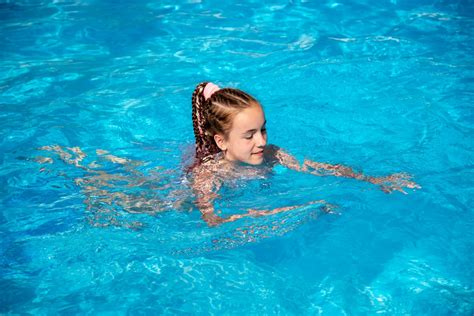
[214,134,227,151]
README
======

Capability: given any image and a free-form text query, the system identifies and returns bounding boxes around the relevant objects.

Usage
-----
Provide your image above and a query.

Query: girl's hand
[202,212,226,226]
[369,172,421,194]
[320,203,339,214]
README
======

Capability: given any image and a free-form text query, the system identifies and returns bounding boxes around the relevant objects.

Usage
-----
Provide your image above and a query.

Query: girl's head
[192,82,267,165]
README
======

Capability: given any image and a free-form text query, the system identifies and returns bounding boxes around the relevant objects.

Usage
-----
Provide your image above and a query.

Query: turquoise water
[1,0,473,314]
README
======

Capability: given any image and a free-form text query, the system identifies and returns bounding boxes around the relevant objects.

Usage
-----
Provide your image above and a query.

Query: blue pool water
[1,0,473,314]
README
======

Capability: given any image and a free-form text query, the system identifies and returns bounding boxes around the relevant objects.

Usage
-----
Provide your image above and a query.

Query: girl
[190,82,420,226]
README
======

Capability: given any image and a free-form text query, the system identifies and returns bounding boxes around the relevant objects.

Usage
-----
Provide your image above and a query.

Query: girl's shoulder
[265,144,280,154]
[264,145,301,171]
[189,152,228,177]
[263,144,282,165]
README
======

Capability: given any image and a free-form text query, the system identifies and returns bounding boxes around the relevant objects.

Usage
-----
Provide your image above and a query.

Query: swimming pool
[1,0,473,314]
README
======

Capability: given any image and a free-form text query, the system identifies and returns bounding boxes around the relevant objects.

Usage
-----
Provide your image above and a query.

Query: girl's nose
[255,132,267,147]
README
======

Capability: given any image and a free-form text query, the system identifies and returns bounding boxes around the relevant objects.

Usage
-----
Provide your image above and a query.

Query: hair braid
[192,82,220,162]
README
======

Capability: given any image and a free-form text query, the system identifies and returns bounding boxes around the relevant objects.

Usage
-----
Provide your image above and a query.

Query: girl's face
[214,103,267,165]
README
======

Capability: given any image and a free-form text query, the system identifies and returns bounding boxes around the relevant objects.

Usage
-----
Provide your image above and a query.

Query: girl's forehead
[232,104,266,130]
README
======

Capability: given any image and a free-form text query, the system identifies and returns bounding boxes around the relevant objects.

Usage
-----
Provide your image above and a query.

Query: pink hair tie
[203,82,220,100]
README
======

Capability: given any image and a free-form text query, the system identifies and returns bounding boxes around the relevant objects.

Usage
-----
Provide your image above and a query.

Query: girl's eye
[244,135,253,140]
[262,128,267,133]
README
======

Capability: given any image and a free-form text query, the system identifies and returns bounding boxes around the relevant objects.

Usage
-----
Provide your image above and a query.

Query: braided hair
[191,82,259,164]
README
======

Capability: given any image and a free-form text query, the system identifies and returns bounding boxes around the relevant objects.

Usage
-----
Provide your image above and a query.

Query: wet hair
[192,82,259,163]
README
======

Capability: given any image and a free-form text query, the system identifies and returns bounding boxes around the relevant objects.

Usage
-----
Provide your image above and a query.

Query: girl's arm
[192,167,227,226]
[273,146,420,194]
[192,164,331,226]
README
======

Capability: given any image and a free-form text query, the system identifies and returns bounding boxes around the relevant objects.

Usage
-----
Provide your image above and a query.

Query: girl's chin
[247,156,264,165]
